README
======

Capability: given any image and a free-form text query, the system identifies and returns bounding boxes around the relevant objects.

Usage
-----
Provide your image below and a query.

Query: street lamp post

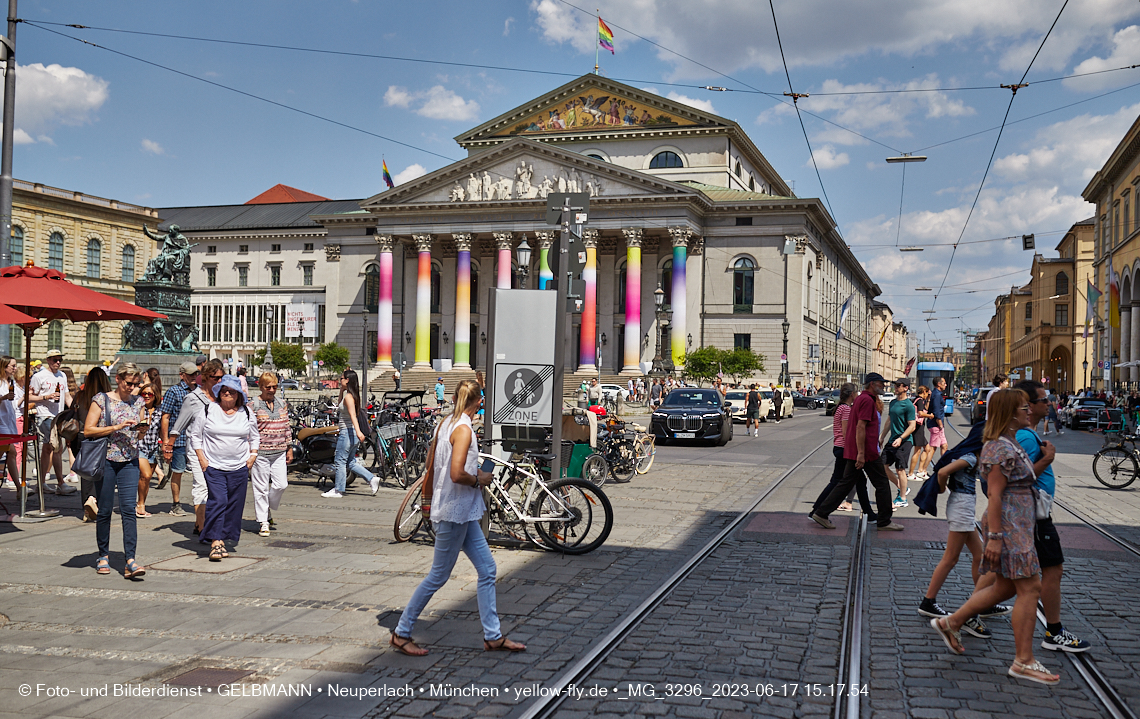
[1083,359,1089,392]
[515,238,531,289]
[1112,351,1119,393]
[650,283,669,376]
[781,318,790,387]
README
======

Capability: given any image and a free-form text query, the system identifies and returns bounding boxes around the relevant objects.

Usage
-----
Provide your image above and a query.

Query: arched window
[122,245,136,283]
[10,226,22,266]
[470,261,479,312]
[734,160,742,178]
[430,261,442,313]
[48,232,64,271]
[617,261,627,311]
[364,264,379,313]
[661,259,673,307]
[1055,271,1069,297]
[586,154,605,161]
[749,176,755,191]
[47,320,63,350]
[649,151,683,169]
[733,257,755,312]
[86,239,101,278]
[85,324,100,361]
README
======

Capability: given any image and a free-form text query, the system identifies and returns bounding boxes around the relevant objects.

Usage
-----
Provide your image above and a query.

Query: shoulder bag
[72,393,112,481]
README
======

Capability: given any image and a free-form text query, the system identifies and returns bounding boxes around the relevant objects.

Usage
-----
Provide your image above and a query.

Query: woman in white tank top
[390,379,525,656]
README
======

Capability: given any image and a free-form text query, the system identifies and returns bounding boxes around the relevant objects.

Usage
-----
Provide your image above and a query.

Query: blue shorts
[170,445,188,473]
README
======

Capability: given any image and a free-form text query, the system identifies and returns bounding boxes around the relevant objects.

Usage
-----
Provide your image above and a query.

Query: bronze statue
[142,224,197,284]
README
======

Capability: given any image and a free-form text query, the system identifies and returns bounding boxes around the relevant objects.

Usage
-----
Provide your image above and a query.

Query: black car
[650,388,733,446]
[792,391,821,409]
[822,389,842,416]
[1068,398,1107,429]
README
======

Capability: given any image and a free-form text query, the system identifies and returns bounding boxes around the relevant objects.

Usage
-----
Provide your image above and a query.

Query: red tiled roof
[245,184,330,205]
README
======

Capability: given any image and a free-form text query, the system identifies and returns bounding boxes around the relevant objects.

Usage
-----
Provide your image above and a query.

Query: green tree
[253,342,307,374]
[314,342,350,374]
[722,347,765,384]
[681,346,722,386]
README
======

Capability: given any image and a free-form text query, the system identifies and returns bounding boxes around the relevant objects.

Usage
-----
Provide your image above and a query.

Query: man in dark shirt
[929,377,949,460]
[811,373,903,531]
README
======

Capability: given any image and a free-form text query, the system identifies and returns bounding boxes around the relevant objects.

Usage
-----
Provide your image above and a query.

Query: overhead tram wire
[928,0,1070,313]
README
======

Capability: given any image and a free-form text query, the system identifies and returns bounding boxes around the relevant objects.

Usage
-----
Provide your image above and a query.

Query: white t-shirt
[0,378,18,434]
[190,404,260,471]
[30,367,68,421]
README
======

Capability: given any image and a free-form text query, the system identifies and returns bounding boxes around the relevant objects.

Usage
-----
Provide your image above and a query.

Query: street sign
[547,232,586,277]
[545,192,589,225]
[1025,366,1033,380]
[492,363,555,425]
[566,279,586,313]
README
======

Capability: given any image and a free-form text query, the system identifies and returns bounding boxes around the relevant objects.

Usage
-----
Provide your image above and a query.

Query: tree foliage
[680,346,721,386]
[314,342,351,374]
[253,341,307,374]
[681,346,766,386]
[722,347,765,384]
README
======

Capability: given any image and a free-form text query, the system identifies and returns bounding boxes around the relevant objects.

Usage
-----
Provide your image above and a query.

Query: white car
[724,389,772,423]
[600,383,630,401]
[761,388,794,420]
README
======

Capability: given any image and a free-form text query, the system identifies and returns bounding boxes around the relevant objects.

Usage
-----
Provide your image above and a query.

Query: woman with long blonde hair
[930,388,1058,685]
[390,379,525,656]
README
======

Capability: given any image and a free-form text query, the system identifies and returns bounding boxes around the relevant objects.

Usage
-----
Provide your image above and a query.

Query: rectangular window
[206,267,216,286]
[303,264,313,286]
[224,306,233,342]
[368,330,378,362]
[733,333,751,350]
[270,265,281,286]
[735,217,753,226]
[192,306,200,337]
[238,245,248,254]
[238,266,248,286]
[257,306,266,343]
[304,243,314,252]
[207,245,217,254]
[235,305,244,342]
[1025,303,1032,320]
[1025,326,1031,337]
[213,305,221,342]
[1055,304,1068,327]
[271,244,281,253]
[1126,197,1132,237]
[9,326,22,357]
[200,306,208,342]
[318,304,326,343]
[10,227,22,266]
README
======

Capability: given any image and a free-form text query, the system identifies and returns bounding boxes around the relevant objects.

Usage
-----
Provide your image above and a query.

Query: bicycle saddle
[524,451,557,463]
[297,425,339,441]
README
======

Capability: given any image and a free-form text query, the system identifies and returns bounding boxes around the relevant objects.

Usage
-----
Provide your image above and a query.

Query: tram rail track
[515,437,836,719]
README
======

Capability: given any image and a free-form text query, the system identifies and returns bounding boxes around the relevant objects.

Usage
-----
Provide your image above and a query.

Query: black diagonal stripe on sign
[493,366,554,424]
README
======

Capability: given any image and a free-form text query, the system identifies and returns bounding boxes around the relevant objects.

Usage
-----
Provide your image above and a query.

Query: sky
[8,0,1140,350]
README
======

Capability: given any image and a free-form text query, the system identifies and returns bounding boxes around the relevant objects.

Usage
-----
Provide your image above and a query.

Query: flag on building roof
[598,17,614,54]
[1085,279,1102,339]
[382,159,394,189]
[875,322,889,351]
[905,355,917,375]
[836,292,855,341]
[1108,256,1120,329]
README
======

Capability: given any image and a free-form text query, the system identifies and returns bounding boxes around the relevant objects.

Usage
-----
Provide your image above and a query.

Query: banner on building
[285,303,318,338]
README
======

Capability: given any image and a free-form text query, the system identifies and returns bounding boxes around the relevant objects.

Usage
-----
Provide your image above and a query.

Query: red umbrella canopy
[0,303,42,327]
[0,265,166,322]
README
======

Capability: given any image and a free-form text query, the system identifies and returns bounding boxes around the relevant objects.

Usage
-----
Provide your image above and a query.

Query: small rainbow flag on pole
[598,17,614,54]
[382,159,394,189]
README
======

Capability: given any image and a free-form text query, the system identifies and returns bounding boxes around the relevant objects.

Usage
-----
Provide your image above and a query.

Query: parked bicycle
[1092,431,1139,489]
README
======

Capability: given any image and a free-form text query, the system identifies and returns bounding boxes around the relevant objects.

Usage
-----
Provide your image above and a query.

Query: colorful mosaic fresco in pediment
[491,88,705,137]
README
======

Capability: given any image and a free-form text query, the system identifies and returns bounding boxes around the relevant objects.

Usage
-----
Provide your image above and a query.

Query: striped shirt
[250,397,290,457]
[832,403,851,448]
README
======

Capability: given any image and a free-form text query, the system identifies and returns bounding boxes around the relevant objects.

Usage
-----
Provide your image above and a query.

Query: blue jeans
[396,520,501,641]
[96,460,139,560]
[333,429,375,493]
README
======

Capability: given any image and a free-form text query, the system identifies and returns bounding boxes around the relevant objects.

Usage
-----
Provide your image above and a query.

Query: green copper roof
[680,181,795,202]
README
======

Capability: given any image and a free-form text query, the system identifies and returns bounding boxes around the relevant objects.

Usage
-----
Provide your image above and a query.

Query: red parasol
[0,303,42,327]
[0,264,166,520]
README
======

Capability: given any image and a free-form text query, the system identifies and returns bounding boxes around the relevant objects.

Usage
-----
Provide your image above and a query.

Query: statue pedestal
[120,281,199,387]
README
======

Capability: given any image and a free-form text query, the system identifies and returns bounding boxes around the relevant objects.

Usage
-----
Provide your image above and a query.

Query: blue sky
[9,0,1140,348]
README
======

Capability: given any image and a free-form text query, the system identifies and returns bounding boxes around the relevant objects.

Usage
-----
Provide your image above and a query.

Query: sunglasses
[1028,397,1049,404]
[125,381,141,387]
[184,371,200,378]
[208,374,223,380]
[140,392,155,398]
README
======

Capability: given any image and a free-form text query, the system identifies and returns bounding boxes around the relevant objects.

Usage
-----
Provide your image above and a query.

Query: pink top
[832,403,851,448]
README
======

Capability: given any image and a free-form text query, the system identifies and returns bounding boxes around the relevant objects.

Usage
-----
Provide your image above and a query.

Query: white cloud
[529,0,1140,79]
[384,85,480,121]
[1065,25,1140,90]
[141,139,165,155]
[504,17,515,36]
[665,91,716,114]
[809,145,849,169]
[393,163,427,185]
[0,62,108,144]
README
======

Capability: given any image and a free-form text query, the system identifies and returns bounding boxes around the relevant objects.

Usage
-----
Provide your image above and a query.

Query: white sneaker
[907,474,917,484]
[369,477,380,496]
[259,522,271,537]
[321,489,343,498]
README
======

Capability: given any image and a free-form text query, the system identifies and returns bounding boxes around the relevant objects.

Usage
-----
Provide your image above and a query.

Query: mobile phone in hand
[480,458,495,474]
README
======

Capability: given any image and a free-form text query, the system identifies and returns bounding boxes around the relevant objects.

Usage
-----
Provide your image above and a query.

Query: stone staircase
[366,366,643,404]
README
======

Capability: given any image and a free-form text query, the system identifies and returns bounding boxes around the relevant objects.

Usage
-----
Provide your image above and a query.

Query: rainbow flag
[382,159,394,189]
[598,17,614,54]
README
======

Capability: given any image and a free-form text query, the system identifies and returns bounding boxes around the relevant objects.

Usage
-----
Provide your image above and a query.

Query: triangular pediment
[455,75,731,147]
[361,138,701,209]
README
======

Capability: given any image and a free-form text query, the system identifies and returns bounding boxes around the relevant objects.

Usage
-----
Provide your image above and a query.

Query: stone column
[579,229,598,371]
[535,230,555,289]
[412,234,433,367]
[374,235,394,368]
[1132,301,1140,382]
[1122,305,1132,382]
[494,232,513,289]
[668,227,692,369]
[621,228,643,374]
[453,233,473,369]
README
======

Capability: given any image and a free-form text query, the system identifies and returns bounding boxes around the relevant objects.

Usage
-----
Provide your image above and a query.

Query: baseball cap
[195,354,208,366]
[438,377,444,381]
[864,372,887,384]
[179,361,199,374]
[894,377,911,387]
[45,349,63,359]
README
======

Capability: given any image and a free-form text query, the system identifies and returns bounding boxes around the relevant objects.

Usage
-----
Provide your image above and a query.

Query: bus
[916,361,956,415]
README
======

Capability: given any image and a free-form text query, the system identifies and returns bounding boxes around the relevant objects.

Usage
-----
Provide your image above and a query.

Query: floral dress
[95,393,143,463]
[977,435,1039,579]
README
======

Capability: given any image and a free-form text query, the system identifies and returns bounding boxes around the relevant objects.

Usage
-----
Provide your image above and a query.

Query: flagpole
[594,10,600,74]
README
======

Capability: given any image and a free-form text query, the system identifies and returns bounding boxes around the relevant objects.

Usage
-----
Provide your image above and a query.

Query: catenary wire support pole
[0,0,17,357]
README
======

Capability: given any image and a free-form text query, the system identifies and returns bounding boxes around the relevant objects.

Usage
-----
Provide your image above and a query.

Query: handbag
[72,393,112,481]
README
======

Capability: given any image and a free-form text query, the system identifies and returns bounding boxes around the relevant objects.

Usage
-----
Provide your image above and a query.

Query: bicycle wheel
[580,452,609,487]
[1092,447,1139,489]
[634,435,656,474]
[531,477,613,555]
[609,440,637,483]
[489,465,530,542]
[393,458,412,489]
[393,478,425,542]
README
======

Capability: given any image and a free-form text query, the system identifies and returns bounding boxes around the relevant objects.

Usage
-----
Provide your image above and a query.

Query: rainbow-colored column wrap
[375,235,394,367]
[579,229,599,369]
[453,233,473,367]
[535,231,555,289]
[413,234,433,366]
[494,231,513,289]
[669,228,691,369]
[621,228,643,372]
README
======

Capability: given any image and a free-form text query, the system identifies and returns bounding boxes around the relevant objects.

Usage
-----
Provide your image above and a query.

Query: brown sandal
[389,630,428,656]
[484,637,526,652]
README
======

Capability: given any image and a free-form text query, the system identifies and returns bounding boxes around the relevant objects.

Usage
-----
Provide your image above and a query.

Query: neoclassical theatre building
[164,75,881,386]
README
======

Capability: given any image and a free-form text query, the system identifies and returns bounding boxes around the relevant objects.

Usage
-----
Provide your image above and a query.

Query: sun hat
[45,349,63,359]
[212,374,248,400]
